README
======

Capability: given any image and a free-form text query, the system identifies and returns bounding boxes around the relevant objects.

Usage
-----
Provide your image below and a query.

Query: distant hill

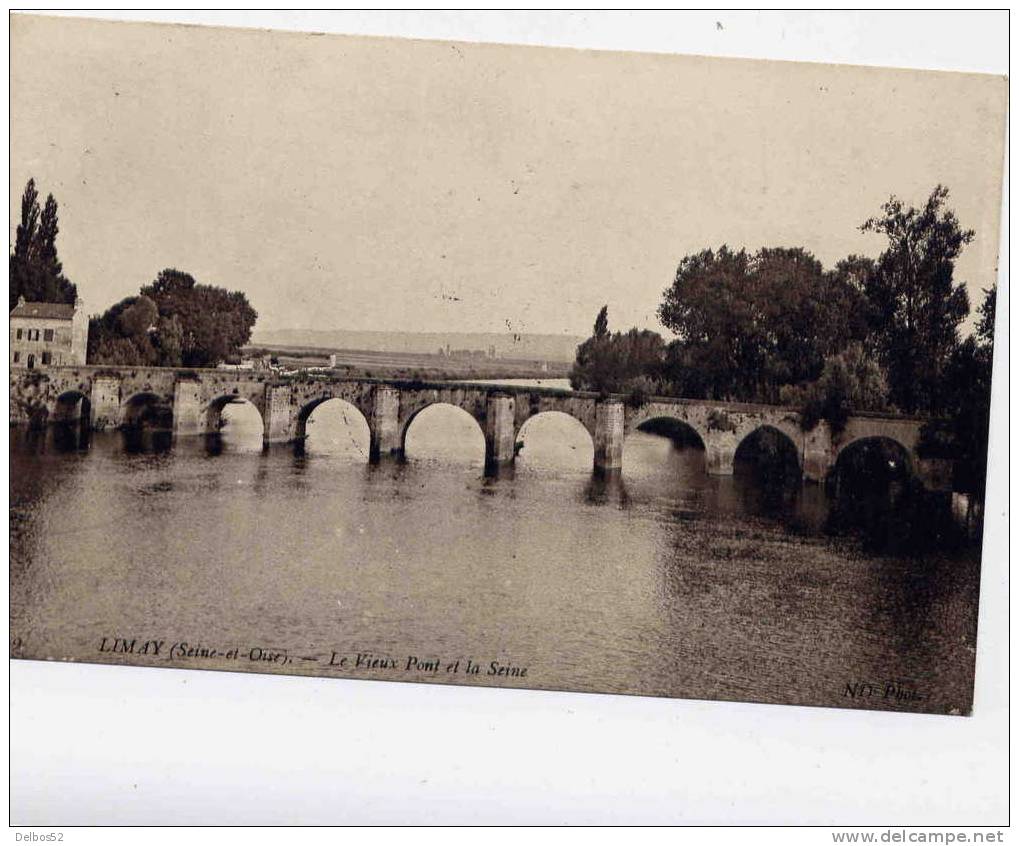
[250,329,584,363]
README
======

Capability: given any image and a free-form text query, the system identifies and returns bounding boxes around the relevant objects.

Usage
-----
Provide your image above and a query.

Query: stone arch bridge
[9,365,949,487]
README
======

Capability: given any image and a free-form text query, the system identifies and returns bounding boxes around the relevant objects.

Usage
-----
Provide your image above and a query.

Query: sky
[10,14,1008,339]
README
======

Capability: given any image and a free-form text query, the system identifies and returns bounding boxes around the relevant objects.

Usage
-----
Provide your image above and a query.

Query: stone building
[9,296,89,369]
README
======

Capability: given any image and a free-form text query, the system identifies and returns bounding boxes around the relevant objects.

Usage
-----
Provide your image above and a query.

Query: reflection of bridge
[9,365,950,486]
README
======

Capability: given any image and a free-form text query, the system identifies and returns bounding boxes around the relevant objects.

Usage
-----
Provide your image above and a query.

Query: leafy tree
[9,178,78,310]
[657,245,755,400]
[917,284,996,502]
[117,295,159,338]
[88,272,257,367]
[90,331,149,367]
[153,314,185,367]
[140,269,258,367]
[977,284,996,349]
[88,295,159,366]
[861,185,972,414]
[781,343,891,434]
[825,255,879,354]
[571,307,665,396]
[657,245,871,402]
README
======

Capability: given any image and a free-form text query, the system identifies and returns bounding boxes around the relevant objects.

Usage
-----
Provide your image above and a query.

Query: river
[9,380,980,714]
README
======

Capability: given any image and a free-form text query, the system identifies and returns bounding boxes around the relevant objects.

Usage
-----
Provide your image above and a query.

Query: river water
[9,380,980,714]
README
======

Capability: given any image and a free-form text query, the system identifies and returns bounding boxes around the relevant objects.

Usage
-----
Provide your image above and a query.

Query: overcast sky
[10,14,1007,338]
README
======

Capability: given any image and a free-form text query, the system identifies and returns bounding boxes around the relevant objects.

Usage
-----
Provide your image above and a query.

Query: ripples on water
[9,398,980,714]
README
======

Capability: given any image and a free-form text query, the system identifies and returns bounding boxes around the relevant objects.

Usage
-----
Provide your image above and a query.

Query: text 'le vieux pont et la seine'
[96,637,529,678]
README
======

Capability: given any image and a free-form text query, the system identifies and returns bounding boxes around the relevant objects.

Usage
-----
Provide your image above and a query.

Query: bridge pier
[172,378,204,436]
[89,376,122,430]
[800,421,832,482]
[370,385,401,461]
[593,400,625,474]
[263,384,294,444]
[705,441,735,475]
[485,393,516,469]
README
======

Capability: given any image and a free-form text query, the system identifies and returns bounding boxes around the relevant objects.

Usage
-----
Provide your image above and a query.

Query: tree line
[10,179,78,309]
[9,179,258,368]
[570,186,997,499]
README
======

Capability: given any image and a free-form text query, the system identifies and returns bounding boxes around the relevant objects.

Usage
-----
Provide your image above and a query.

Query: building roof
[10,300,77,320]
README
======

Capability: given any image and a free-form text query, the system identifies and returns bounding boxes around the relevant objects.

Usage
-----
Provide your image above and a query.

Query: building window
[27,329,40,341]
[16,328,22,340]
[41,352,52,365]
[13,352,20,363]
[27,354,35,369]
[44,329,54,342]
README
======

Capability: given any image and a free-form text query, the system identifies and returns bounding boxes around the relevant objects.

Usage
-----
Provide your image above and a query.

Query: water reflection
[585,469,629,507]
[49,421,92,454]
[122,394,173,430]
[827,438,963,555]
[121,426,174,455]
[302,398,371,458]
[404,404,485,467]
[215,400,265,453]
[516,411,593,475]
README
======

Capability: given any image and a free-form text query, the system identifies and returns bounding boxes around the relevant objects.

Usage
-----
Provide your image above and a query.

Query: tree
[9,178,78,310]
[657,245,755,400]
[140,269,258,367]
[861,185,973,414]
[88,295,159,366]
[572,306,610,391]
[657,245,871,402]
[12,179,39,269]
[977,284,996,349]
[153,314,185,367]
[825,255,879,354]
[918,284,997,503]
[781,343,891,434]
[571,307,665,397]
[117,294,159,338]
[88,272,257,367]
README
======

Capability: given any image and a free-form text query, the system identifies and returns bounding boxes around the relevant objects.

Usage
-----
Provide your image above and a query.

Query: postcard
[9,14,1007,716]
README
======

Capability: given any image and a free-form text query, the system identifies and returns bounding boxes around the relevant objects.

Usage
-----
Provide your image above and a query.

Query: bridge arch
[297,397,371,458]
[835,434,914,467]
[52,390,92,425]
[401,402,486,465]
[206,395,265,435]
[205,396,265,451]
[833,435,915,485]
[632,415,707,450]
[514,410,595,471]
[294,392,374,434]
[622,415,707,480]
[626,406,711,446]
[827,436,921,547]
[121,392,172,429]
[734,424,802,479]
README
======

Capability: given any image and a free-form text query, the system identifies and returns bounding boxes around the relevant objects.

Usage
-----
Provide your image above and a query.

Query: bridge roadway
[9,365,949,486]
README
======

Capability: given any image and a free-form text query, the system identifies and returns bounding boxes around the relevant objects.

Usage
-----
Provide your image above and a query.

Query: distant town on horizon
[248,328,586,363]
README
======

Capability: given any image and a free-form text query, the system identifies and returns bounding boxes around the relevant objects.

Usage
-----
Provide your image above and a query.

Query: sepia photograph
[8,9,1007,740]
